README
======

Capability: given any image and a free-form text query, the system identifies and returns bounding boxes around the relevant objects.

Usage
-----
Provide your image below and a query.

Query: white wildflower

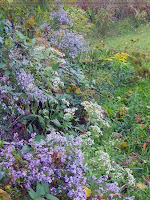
[62,98,70,106]
[52,77,64,89]
[64,107,78,120]
[125,168,135,186]
[81,131,94,146]
[90,125,103,136]
[95,150,111,174]
[81,101,109,127]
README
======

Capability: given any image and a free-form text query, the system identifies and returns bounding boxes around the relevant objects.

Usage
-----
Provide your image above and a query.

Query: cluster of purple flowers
[0,131,87,200]
[50,8,73,26]
[49,29,88,57]
[16,69,47,103]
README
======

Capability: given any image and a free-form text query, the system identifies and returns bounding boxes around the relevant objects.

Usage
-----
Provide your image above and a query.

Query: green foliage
[28,181,59,200]
[66,6,95,34]
[0,2,150,200]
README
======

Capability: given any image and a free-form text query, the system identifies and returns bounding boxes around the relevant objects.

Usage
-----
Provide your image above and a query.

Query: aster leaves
[45,194,59,200]
[52,63,60,71]
[28,181,59,200]
[51,118,62,128]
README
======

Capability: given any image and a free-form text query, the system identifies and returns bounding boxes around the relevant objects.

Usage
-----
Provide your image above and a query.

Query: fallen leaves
[83,186,92,198]
[112,132,123,138]
[142,177,150,186]
[142,136,150,151]
[119,142,128,151]
[135,183,146,190]
[0,189,11,200]
[136,115,143,123]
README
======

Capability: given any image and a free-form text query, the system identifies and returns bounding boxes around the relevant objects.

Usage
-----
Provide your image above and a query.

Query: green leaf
[7,86,13,93]
[28,188,37,199]
[21,145,32,153]
[30,38,36,45]
[34,135,45,142]
[3,141,10,145]
[51,119,62,128]
[45,194,59,200]
[28,124,33,133]
[36,198,45,200]
[22,115,45,128]
[36,182,45,196]
[15,31,27,40]
[0,171,4,181]
[4,70,11,76]
[0,63,6,68]
[41,181,49,194]
[52,63,59,71]
[0,140,3,146]
[38,116,45,128]
[22,114,39,121]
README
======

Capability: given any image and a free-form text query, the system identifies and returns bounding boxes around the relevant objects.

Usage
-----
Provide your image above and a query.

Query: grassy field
[105,23,150,53]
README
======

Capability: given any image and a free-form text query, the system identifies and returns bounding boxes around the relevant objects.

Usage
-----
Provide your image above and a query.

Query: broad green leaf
[34,135,45,142]
[28,124,33,133]
[0,140,3,146]
[15,31,26,40]
[28,188,37,199]
[52,63,59,71]
[0,63,6,68]
[0,171,4,180]
[4,70,11,76]
[30,38,36,45]
[38,116,45,128]
[21,145,32,153]
[51,119,62,128]
[36,182,45,196]
[22,114,39,121]
[41,180,49,194]
[45,194,59,200]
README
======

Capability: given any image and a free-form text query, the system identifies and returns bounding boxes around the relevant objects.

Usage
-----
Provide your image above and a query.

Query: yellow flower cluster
[105,53,129,62]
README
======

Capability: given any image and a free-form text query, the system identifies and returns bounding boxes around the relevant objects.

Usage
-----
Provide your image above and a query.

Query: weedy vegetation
[0,0,149,200]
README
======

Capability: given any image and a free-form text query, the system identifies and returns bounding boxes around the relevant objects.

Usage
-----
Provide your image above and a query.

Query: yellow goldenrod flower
[105,58,113,61]
[105,53,129,62]
[35,29,41,37]
[28,16,36,26]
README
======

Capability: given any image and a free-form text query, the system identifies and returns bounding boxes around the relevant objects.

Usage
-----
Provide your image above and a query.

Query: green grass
[84,19,150,199]
[104,23,150,53]
[89,19,150,56]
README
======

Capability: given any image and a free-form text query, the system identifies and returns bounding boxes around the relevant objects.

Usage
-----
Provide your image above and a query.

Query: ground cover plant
[0,0,150,200]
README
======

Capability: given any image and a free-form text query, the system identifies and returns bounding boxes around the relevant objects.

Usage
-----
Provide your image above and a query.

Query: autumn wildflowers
[0,5,138,200]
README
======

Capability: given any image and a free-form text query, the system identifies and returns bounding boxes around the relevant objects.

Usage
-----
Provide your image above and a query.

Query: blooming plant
[81,100,110,130]
[0,5,140,200]
[0,132,87,199]
[0,132,135,200]
[50,7,73,27]
[105,53,129,62]
[48,28,89,58]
